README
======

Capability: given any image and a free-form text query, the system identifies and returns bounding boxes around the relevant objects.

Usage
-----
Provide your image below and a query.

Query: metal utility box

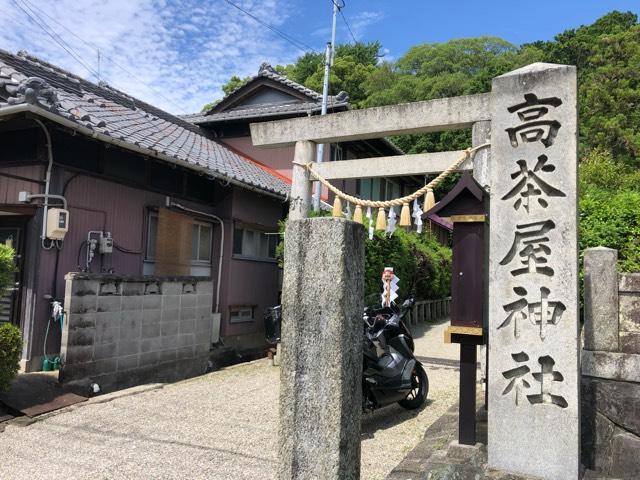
[46,208,69,240]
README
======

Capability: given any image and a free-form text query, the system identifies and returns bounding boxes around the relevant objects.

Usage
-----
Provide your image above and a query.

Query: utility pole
[313,0,339,211]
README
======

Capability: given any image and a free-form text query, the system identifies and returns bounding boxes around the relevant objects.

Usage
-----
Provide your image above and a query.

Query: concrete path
[0,319,459,480]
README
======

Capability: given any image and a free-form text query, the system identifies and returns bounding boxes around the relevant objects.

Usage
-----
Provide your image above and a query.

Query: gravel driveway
[0,320,459,480]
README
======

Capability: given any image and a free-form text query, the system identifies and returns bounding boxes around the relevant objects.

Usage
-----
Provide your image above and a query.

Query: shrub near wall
[364,228,451,303]
[0,243,21,391]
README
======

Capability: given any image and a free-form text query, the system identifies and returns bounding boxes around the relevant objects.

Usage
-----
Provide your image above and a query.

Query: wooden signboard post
[426,171,487,446]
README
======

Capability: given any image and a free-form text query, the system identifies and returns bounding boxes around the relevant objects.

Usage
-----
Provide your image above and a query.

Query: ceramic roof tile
[0,49,289,197]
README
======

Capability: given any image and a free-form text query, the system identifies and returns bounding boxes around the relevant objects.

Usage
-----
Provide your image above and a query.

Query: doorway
[0,219,26,327]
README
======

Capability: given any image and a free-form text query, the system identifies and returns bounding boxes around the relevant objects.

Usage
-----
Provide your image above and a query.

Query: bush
[364,228,451,302]
[0,323,22,391]
[276,214,452,303]
[0,243,14,294]
[579,149,640,272]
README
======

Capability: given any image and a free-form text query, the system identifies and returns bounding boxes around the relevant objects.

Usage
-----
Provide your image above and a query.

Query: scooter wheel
[398,363,428,410]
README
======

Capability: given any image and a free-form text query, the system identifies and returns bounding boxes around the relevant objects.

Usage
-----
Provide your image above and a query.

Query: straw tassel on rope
[332,196,343,218]
[375,207,386,231]
[353,205,363,224]
[424,188,436,212]
[399,203,411,227]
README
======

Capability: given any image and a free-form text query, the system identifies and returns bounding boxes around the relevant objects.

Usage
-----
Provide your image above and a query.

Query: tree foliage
[0,244,20,391]
[215,10,640,272]
[276,214,451,302]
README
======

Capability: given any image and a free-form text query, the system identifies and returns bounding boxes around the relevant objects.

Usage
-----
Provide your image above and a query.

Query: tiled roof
[183,63,349,125]
[181,100,347,124]
[0,50,290,198]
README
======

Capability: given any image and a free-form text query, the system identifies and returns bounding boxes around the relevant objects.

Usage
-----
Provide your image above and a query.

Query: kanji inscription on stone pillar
[488,63,579,480]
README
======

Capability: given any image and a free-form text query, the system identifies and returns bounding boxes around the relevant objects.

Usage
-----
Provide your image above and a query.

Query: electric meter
[46,208,69,240]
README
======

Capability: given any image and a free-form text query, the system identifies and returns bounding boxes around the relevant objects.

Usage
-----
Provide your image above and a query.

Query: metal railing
[405,297,451,326]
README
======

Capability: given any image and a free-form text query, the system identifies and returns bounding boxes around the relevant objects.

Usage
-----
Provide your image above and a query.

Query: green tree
[0,244,19,392]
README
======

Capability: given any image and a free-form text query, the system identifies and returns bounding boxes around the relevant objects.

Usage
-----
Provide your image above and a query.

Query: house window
[192,222,213,263]
[233,226,277,261]
[145,212,158,260]
[229,306,254,323]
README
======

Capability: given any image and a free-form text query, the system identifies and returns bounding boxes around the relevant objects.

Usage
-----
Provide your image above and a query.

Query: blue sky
[0,1,638,114]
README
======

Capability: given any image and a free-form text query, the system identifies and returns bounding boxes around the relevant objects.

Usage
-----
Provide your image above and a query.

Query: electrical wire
[114,242,142,255]
[17,0,188,115]
[222,0,318,53]
[12,0,101,79]
[339,9,358,44]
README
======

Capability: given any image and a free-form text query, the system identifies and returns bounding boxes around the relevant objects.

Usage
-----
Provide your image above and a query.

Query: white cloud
[0,0,306,113]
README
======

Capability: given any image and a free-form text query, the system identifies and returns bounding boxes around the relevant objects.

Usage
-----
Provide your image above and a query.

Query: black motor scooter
[362,298,428,411]
[264,298,428,412]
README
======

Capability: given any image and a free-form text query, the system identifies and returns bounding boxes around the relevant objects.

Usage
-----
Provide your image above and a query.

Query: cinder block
[178,333,195,348]
[142,295,162,310]
[68,328,96,347]
[141,324,161,339]
[117,354,139,372]
[96,311,121,330]
[122,282,145,296]
[161,322,179,337]
[143,309,161,325]
[67,313,96,330]
[65,345,94,364]
[162,282,182,295]
[197,294,213,308]
[159,348,177,363]
[94,342,118,360]
[139,351,159,367]
[179,319,196,335]
[161,308,180,323]
[69,296,98,314]
[94,358,117,375]
[95,325,119,345]
[97,295,122,313]
[180,294,197,308]
[98,281,120,296]
[117,340,140,357]
[195,342,211,355]
[197,281,214,294]
[162,295,180,310]
[180,307,196,321]
[69,279,100,297]
[176,346,195,359]
[140,337,162,353]
[160,335,179,350]
[119,316,142,341]
[196,316,212,334]
[122,295,143,311]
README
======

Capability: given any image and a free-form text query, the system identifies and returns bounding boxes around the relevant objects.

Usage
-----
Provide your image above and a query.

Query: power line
[17,0,188,114]
[12,0,101,79]
[222,0,318,54]
[338,8,358,44]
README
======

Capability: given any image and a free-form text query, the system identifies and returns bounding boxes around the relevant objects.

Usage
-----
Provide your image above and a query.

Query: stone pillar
[279,217,364,480]
[584,247,619,351]
[488,63,579,480]
[472,120,491,189]
[289,140,315,221]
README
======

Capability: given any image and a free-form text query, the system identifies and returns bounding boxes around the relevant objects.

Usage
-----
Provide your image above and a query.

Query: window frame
[229,306,255,324]
[191,221,213,265]
[232,224,278,263]
[145,211,158,261]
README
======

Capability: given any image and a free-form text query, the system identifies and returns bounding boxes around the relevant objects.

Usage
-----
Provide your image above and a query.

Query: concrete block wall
[581,247,640,479]
[59,273,213,393]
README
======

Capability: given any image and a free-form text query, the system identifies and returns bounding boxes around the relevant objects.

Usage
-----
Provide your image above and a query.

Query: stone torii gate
[250,63,579,480]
